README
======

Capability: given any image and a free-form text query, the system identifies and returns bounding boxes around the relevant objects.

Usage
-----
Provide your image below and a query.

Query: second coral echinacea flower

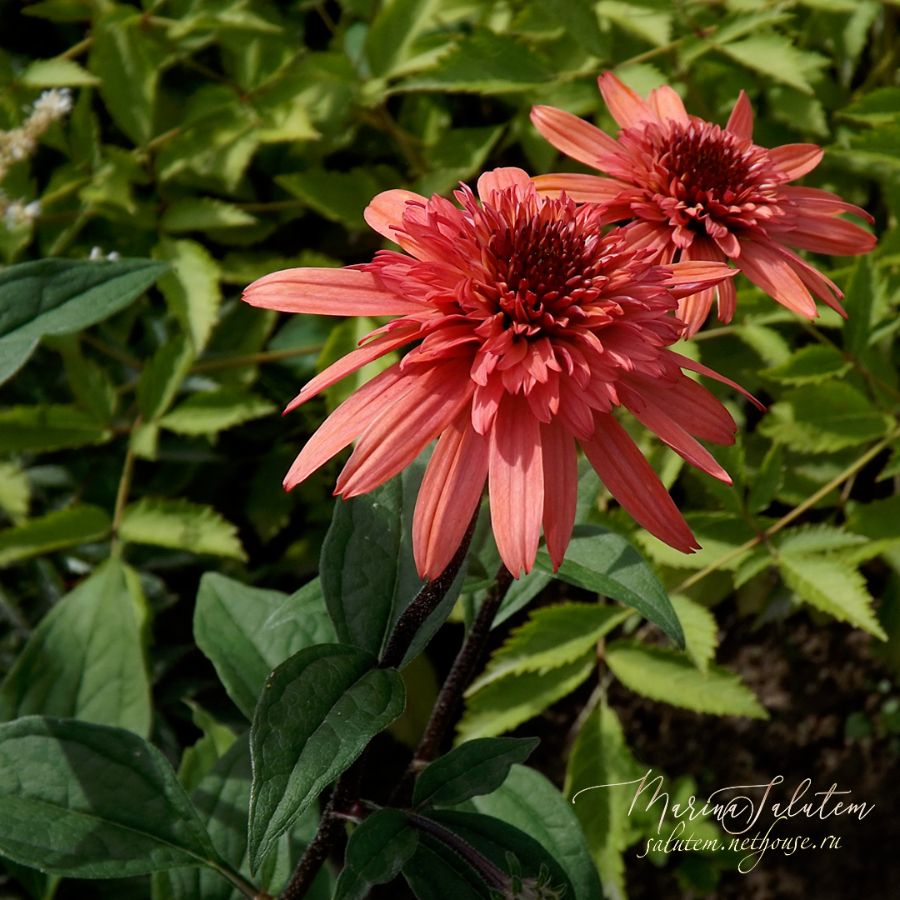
[531,73,875,335]
[244,168,750,579]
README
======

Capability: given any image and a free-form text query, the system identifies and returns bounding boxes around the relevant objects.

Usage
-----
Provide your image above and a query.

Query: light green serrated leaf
[161,198,259,233]
[776,525,869,556]
[396,31,553,94]
[136,334,196,423]
[154,239,222,353]
[565,702,644,900]
[759,381,892,453]
[90,5,167,145]
[0,461,30,521]
[762,344,850,385]
[778,554,886,639]
[120,499,245,561]
[470,604,628,692]
[842,256,876,356]
[458,652,595,741]
[605,641,767,718]
[598,0,671,46]
[670,595,718,673]
[0,559,150,736]
[0,505,111,567]
[734,323,792,367]
[839,87,900,126]
[160,390,275,436]
[0,405,110,453]
[21,57,99,87]
[720,33,827,94]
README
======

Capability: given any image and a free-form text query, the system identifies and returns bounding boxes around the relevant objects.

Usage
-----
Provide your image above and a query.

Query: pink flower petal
[620,385,732,483]
[783,215,877,256]
[649,85,689,125]
[476,167,532,203]
[530,105,623,169]
[244,267,424,316]
[336,360,474,497]
[598,72,656,128]
[283,324,421,414]
[626,371,737,443]
[489,393,544,577]
[667,350,765,411]
[531,173,628,205]
[540,423,578,571]
[364,189,426,242]
[726,90,754,141]
[283,363,406,490]
[780,186,875,223]
[738,239,818,317]
[663,260,737,299]
[412,415,489,580]
[768,143,824,180]
[581,414,698,553]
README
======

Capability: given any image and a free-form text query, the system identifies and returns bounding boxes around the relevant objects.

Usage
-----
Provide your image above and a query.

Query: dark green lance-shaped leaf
[0,559,150,736]
[156,735,332,900]
[413,737,539,809]
[0,405,110,453]
[0,717,220,877]
[468,764,602,900]
[0,505,111,567]
[536,525,684,647]
[405,810,574,899]
[333,809,418,900]
[194,574,335,720]
[249,644,405,870]
[0,258,167,385]
[605,641,767,718]
[321,479,407,656]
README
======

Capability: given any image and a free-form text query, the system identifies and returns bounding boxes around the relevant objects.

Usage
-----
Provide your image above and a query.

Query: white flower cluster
[1,89,73,231]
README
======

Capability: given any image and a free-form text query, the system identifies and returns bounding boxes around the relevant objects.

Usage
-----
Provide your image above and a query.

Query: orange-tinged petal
[768,143,823,180]
[582,414,698,553]
[489,393,544,577]
[532,173,628,204]
[649,85,689,125]
[413,415,488,580]
[726,90,754,140]
[598,71,656,128]
[244,267,424,316]
[540,423,578,571]
[476,167,531,203]
[364,189,426,242]
[739,239,818,317]
[530,105,623,168]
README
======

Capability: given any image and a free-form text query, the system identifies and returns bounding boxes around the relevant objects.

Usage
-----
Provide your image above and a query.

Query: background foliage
[0,0,899,898]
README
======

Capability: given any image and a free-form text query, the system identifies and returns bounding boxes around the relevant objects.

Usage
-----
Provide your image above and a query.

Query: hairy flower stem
[279,509,480,900]
[388,564,514,808]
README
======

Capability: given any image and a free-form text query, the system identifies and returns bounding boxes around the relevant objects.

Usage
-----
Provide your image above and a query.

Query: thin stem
[191,344,323,373]
[211,861,271,900]
[110,437,138,556]
[411,565,513,764]
[379,510,480,669]
[674,430,900,594]
[278,510,480,899]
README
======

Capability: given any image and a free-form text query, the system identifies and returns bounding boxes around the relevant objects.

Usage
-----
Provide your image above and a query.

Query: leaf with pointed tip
[536,525,684,647]
[334,809,418,900]
[413,737,538,809]
[194,574,335,720]
[0,717,219,877]
[248,645,405,871]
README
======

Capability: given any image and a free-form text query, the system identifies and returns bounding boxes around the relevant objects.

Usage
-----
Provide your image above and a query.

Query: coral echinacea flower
[531,73,875,335]
[244,168,751,579]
